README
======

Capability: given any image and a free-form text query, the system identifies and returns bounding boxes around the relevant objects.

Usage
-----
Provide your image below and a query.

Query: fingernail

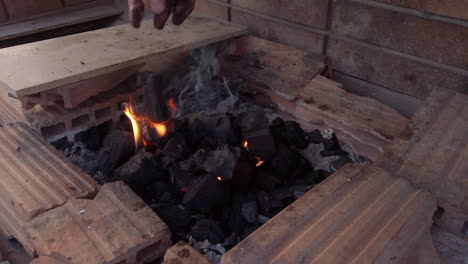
[151,0,166,14]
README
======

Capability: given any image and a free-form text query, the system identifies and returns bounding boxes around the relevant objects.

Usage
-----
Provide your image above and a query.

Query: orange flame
[242,140,249,150]
[217,176,222,181]
[123,98,176,149]
[256,157,265,167]
[123,102,141,152]
[147,121,167,138]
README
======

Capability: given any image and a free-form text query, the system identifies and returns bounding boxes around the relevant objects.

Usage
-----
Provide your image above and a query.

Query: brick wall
[195,0,468,99]
[0,0,107,24]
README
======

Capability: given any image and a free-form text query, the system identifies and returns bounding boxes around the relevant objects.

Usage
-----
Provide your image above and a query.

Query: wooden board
[0,16,246,97]
[222,163,439,264]
[0,6,123,42]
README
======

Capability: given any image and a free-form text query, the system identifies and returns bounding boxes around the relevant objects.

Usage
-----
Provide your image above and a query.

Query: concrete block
[231,9,325,54]
[331,0,468,69]
[0,1,7,23]
[64,0,95,6]
[327,38,468,99]
[374,0,468,20]
[195,0,228,20]
[3,0,62,20]
[231,0,329,29]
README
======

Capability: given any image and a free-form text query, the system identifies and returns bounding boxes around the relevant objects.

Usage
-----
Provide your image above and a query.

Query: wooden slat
[221,163,439,264]
[0,6,123,42]
[0,16,246,97]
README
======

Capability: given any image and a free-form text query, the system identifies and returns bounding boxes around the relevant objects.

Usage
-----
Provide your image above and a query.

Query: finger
[172,0,195,25]
[153,8,171,29]
[144,0,168,15]
[129,0,145,28]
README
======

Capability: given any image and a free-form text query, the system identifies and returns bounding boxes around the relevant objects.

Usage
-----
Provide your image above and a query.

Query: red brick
[4,0,62,20]
[231,9,325,54]
[231,0,329,29]
[0,0,7,22]
[327,38,468,99]
[222,164,439,264]
[26,181,171,264]
[194,0,228,20]
[164,241,211,264]
[374,0,468,20]
[331,0,468,70]
[64,0,95,6]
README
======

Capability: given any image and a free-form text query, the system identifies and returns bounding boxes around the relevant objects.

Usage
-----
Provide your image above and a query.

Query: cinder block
[231,9,325,54]
[327,38,468,99]
[195,0,228,20]
[3,0,62,20]
[331,0,468,69]
[27,181,171,264]
[374,0,468,20]
[231,0,329,29]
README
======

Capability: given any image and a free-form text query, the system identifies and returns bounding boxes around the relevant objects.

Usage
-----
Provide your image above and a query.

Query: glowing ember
[256,157,265,167]
[168,98,177,115]
[148,121,167,138]
[217,176,222,181]
[123,102,141,152]
[242,140,249,150]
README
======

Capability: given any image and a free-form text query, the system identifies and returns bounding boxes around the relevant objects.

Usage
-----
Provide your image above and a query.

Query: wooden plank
[0,6,123,42]
[0,16,246,97]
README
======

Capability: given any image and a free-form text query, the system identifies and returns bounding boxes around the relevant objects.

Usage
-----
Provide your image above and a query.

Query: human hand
[128,0,196,29]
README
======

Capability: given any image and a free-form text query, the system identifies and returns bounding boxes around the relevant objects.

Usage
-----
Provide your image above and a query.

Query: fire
[242,140,249,150]
[217,176,222,181]
[242,140,264,167]
[147,121,167,138]
[168,98,177,115]
[123,102,141,151]
[256,157,265,167]
[123,98,175,150]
